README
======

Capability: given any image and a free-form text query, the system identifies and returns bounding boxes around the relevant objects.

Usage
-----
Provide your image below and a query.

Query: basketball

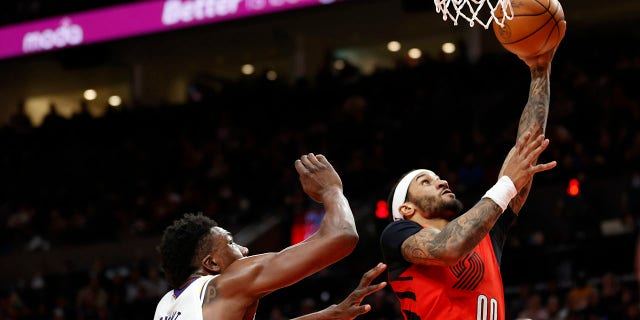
[492,0,566,58]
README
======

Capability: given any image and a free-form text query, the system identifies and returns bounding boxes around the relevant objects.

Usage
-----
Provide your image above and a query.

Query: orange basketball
[492,0,566,58]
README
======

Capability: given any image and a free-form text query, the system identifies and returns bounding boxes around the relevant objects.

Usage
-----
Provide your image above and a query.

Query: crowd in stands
[0,28,639,319]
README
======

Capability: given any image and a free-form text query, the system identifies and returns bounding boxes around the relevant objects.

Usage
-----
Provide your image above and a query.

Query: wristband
[482,176,517,211]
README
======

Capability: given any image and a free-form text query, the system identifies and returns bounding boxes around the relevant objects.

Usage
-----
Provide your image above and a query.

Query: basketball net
[433,0,513,29]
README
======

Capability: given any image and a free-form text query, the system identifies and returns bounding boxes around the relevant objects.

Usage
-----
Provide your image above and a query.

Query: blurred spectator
[566,272,594,318]
[546,295,568,320]
[599,272,625,317]
[7,100,32,133]
[75,277,108,320]
[517,293,549,320]
[360,289,401,320]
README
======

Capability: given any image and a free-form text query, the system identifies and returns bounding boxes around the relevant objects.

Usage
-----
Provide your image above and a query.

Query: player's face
[210,227,249,272]
[406,171,463,220]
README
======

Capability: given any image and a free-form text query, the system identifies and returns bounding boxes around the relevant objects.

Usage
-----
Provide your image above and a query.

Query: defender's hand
[294,153,343,203]
[323,263,388,320]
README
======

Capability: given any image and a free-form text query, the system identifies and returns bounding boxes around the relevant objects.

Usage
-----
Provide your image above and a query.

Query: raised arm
[218,154,358,298]
[402,132,556,266]
[505,44,564,213]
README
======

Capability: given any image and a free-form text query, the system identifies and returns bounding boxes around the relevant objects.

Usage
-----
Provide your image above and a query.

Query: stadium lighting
[387,41,401,52]
[266,70,278,81]
[108,95,122,107]
[83,89,97,101]
[241,64,255,75]
[408,48,422,59]
[442,42,456,54]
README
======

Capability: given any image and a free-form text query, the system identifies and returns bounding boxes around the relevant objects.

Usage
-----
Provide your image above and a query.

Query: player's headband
[391,169,431,221]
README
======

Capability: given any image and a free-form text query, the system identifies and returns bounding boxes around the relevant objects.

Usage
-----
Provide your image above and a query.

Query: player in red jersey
[379,49,560,320]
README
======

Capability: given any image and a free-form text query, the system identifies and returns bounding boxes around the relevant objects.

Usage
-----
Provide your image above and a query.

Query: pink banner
[0,0,341,60]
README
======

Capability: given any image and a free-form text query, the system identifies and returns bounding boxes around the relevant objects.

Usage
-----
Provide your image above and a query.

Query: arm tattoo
[517,65,550,138]
[511,64,550,213]
[202,282,218,306]
[402,199,502,263]
[510,185,529,213]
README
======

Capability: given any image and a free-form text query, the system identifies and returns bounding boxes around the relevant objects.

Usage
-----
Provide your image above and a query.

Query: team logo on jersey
[450,251,484,290]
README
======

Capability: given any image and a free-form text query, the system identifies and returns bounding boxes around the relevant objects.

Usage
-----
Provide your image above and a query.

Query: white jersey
[154,275,217,320]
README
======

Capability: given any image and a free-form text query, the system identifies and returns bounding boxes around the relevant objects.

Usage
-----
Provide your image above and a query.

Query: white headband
[391,169,431,221]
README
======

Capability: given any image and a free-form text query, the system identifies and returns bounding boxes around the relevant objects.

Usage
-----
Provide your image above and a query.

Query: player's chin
[444,198,465,217]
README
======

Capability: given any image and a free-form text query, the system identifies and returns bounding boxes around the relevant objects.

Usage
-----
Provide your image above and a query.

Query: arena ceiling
[0,0,638,125]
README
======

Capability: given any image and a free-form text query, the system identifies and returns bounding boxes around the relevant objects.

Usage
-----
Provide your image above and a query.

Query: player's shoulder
[380,219,423,244]
[154,289,177,318]
[381,219,422,234]
[158,289,175,304]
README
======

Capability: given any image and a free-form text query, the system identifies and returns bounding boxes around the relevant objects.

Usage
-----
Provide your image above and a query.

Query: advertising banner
[0,0,340,60]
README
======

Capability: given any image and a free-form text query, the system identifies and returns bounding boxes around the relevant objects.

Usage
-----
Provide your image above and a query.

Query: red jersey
[380,213,515,320]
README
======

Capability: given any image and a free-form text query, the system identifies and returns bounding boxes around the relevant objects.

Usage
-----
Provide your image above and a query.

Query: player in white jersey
[155,275,217,320]
[155,153,387,320]
[154,264,387,320]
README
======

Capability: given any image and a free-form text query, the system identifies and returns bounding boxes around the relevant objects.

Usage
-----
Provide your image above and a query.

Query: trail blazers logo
[450,252,484,290]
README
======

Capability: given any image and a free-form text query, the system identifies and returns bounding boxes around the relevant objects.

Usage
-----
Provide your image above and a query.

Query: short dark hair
[158,213,218,289]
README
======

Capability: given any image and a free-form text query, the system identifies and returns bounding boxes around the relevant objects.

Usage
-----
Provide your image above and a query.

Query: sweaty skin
[199,154,360,319]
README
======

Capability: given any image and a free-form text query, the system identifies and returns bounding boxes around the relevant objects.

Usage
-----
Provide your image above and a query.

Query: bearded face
[400,170,464,221]
[407,191,464,220]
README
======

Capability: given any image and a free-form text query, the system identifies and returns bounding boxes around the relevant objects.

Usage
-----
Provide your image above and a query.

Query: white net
[433,0,513,29]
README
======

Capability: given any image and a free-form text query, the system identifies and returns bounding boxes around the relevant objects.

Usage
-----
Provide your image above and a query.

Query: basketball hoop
[433,0,513,29]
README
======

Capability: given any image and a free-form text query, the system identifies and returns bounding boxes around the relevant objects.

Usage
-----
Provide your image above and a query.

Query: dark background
[0,0,639,319]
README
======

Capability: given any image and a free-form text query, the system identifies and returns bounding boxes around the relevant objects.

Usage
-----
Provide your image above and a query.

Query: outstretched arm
[402,132,556,266]
[504,48,560,214]
[215,154,358,298]
[292,263,388,320]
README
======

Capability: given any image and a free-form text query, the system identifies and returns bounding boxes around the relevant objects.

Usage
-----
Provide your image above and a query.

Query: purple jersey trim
[173,277,198,298]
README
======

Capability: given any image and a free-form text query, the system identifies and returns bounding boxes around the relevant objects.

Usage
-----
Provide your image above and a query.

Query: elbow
[343,231,359,251]
[316,221,359,258]
[338,230,359,252]
[329,230,359,257]
[441,256,464,267]
[438,249,468,267]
